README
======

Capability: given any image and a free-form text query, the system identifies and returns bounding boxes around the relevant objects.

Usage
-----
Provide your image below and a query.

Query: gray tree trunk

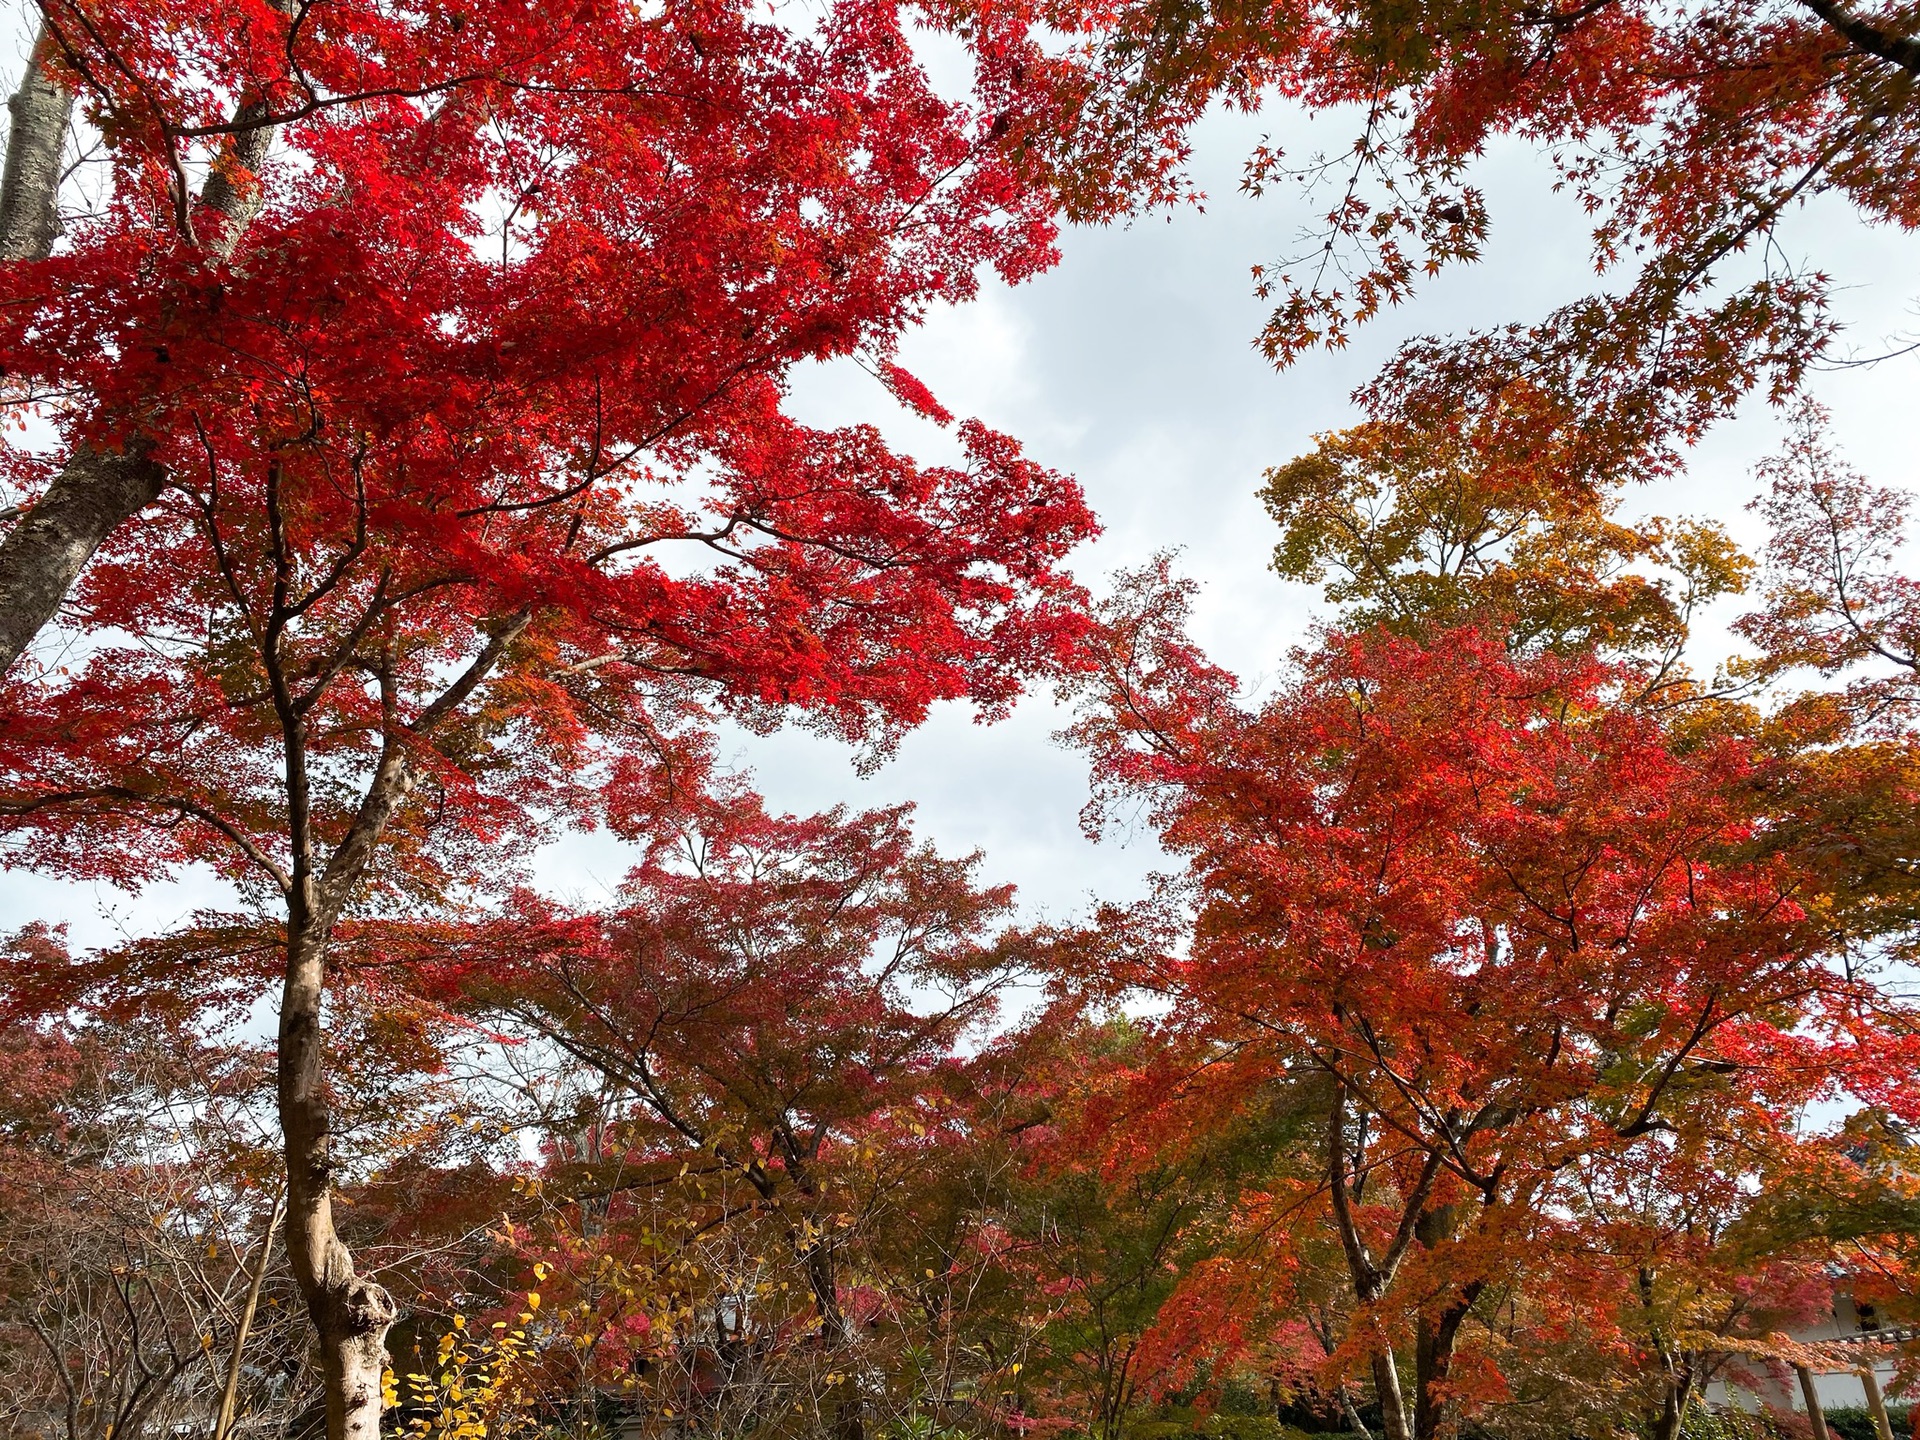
[1369,1348,1411,1440]
[280,910,397,1440]
[0,22,157,679]
[0,48,283,677]
[0,440,166,670]
[0,21,71,263]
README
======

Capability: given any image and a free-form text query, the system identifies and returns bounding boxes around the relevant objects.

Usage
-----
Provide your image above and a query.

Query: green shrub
[1823,1406,1913,1440]
[1197,1415,1312,1440]
[1681,1406,1790,1440]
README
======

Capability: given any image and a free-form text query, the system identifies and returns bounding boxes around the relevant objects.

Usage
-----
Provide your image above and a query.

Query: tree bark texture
[1368,1349,1411,1440]
[0,22,149,684]
[0,21,72,263]
[280,910,396,1440]
[0,439,166,673]
[198,101,277,262]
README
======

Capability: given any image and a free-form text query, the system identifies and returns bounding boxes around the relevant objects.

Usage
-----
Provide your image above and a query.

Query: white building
[1703,1291,1908,1417]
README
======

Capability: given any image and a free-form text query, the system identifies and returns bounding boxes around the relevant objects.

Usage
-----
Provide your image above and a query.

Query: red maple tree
[449,778,1020,1369]
[0,0,1081,672]
[0,1,1100,1425]
[1062,566,1912,1440]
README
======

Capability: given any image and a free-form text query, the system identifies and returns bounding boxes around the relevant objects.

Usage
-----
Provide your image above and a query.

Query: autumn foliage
[2,0,1920,1436]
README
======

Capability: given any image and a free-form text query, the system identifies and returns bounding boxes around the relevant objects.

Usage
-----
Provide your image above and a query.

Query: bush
[1197,1415,1314,1440]
[1682,1407,1791,1440]
[1823,1406,1912,1440]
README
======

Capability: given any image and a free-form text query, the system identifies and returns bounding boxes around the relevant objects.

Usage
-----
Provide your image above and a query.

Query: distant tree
[0,991,308,1440]
[416,782,1027,1435]
[1260,414,1751,687]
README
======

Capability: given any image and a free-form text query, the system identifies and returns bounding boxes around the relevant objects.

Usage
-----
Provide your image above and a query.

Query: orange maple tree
[1061,565,1917,1439]
[0,0,1103,1426]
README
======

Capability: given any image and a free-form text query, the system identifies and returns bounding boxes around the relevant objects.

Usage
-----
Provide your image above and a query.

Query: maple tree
[970,1015,1290,1440]
[0,0,1090,675]
[0,5,1099,1413]
[1039,0,1917,372]
[317,784,1142,1440]
[1260,413,1752,688]
[933,0,1920,546]
[1739,406,1920,718]
[443,783,1022,1407]
[1060,563,1918,1440]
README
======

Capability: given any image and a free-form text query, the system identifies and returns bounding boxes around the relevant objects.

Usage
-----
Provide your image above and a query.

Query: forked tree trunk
[280,910,396,1440]
[1328,1084,1414,1440]
[272,678,510,1440]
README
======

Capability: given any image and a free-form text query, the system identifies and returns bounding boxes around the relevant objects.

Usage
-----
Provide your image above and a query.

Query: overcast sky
[7,74,1920,955]
[703,99,1920,931]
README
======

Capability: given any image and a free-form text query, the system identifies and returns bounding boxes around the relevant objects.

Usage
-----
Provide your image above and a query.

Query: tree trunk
[1861,1366,1894,1440]
[196,100,278,263]
[0,21,73,263]
[1411,1315,1454,1439]
[1327,1082,1412,1440]
[0,440,166,673]
[0,25,159,681]
[1369,1347,1412,1440]
[0,55,280,677]
[1649,1365,1694,1440]
[279,909,396,1440]
[1339,1383,1375,1440]
[801,1229,862,1440]
[1796,1364,1830,1440]
[1412,1288,1481,1440]
[264,637,512,1439]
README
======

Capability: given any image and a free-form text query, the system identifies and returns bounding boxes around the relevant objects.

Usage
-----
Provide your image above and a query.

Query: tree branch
[1799,0,1920,73]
